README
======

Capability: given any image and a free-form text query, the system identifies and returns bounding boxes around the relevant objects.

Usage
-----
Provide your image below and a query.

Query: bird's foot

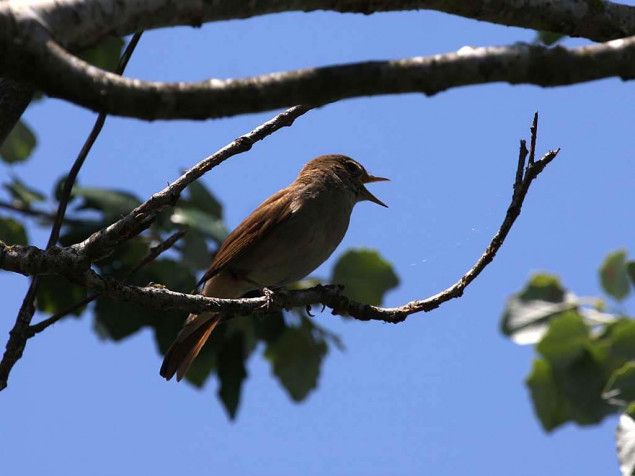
[261,287,287,312]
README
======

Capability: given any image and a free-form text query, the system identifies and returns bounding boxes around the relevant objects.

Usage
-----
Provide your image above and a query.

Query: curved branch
[1,0,634,53]
[0,114,559,324]
[72,105,311,261]
[3,30,635,120]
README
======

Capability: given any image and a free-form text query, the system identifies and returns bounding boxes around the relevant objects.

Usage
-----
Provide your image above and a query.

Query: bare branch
[1,0,634,54]
[3,31,635,120]
[0,33,142,392]
[26,229,186,337]
[46,32,143,249]
[0,104,309,389]
[72,105,311,261]
[0,114,559,325]
[528,112,538,165]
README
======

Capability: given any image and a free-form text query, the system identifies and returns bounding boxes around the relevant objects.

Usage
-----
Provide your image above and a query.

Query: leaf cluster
[501,250,635,475]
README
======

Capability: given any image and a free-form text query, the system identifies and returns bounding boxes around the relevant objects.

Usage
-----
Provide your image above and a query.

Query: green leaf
[0,120,36,163]
[617,411,635,476]
[96,237,149,279]
[53,174,76,203]
[187,181,223,219]
[170,207,228,243]
[94,296,150,341]
[526,359,569,432]
[0,216,27,245]
[4,177,45,208]
[265,317,328,402]
[73,187,141,220]
[518,273,567,302]
[182,321,234,388]
[600,250,630,301]
[253,310,287,344]
[536,311,589,368]
[527,348,616,432]
[555,348,616,426]
[331,248,399,306]
[534,31,566,46]
[59,220,104,247]
[95,259,195,341]
[627,261,635,287]
[216,333,248,419]
[501,273,572,344]
[605,363,635,406]
[36,275,87,316]
[182,341,218,388]
[610,320,635,361]
[77,37,124,72]
[287,278,322,291]
[181,230,210,270]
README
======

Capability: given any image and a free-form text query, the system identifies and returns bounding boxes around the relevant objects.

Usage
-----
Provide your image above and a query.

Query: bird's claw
[261,287,288,312]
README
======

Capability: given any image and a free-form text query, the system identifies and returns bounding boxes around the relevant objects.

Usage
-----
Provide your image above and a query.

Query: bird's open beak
[360,174,389,208]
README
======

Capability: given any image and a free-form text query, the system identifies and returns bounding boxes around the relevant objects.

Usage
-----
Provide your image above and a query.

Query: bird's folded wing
[195,187,295,289]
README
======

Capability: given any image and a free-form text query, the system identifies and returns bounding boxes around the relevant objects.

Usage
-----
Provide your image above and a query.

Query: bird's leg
[261,287,275,311]
[260,286,290,312]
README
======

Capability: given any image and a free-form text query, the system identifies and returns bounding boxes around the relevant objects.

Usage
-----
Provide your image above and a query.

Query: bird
[160,154,388,381]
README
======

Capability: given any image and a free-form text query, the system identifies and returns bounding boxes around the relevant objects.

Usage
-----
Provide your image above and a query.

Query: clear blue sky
[1,9,634,476]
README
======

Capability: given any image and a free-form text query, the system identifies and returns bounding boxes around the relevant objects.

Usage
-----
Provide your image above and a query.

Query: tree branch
[1,0,634,54]
[71,105,311,262]
[0,33,142,392]
[0,113,559,324]
[0,104,310,390]
[26,229,186,337]
[3,29,635,120]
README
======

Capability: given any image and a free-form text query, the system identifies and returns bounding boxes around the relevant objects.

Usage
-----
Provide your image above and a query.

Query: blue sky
[1,9,634,476]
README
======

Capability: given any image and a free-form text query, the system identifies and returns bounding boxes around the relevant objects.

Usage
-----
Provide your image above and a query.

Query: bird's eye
[344,161,361,175]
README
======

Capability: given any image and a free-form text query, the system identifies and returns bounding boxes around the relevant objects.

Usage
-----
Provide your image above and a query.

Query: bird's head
[299,154,389,207]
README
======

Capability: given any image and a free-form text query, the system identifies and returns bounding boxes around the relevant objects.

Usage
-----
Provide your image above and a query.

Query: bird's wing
[195,187,295,289]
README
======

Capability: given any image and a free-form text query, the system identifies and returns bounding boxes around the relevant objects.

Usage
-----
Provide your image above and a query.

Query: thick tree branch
[2,28,634,120]
[1,0,634,54]
[0,114,559,324]
[0,79,34,145]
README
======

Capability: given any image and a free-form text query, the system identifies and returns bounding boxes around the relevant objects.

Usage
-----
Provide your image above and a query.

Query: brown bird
[160,154,388,381]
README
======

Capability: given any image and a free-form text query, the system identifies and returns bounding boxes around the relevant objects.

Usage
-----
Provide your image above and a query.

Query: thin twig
[27,229,185,337]
[73,105,312,261]
[0,200,83,225]
[514,140,528,197]
[46,32,143,249]
[529,112,538,164]
[0,33,143,391]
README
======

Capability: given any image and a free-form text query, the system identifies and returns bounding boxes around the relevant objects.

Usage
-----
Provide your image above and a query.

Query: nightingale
[160,154,388,381]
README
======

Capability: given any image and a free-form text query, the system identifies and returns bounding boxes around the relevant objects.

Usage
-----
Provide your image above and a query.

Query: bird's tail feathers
[159,312,220,382]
